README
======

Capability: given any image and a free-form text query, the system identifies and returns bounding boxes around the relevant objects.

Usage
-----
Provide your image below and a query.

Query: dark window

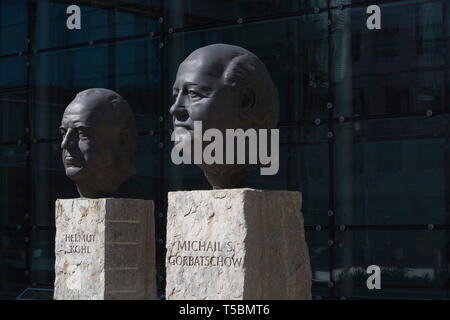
[375,26,400,59]
[385,86,410,114]
[377,143,402,173]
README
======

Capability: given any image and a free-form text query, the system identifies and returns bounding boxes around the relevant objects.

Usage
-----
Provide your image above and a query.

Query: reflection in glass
[0,230,27,298]
[0,147,26,227]
[335,117,449,225]
[0,0,27,56]
[332,1,449,116]
[33,1,161,50]
[334,230,450,299]
[165,0,327,29]
[31,230,55,285]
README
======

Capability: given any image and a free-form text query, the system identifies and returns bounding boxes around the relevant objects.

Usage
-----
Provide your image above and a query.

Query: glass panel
[33,0,161,50]
[165,0,327,29]
[0,230,27,299]
[345,70,447,117]
[311,285,329,299]
[294,124,329,227]
[32,38,161,140]
[334,230,449,299]
[331,1,448,117]
[0,57,27,143]
[0,145,27,227]
[335,116,449,225]
[0,92,27,144]
[31,230,55,286]
[0,57,27,89]
[306,230,330,286]
[331,0,384,6]
[0,0,27,56]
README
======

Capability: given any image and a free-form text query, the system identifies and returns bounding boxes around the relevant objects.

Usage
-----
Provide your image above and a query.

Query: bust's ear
[239,87,256,120]
[120,128,130,146]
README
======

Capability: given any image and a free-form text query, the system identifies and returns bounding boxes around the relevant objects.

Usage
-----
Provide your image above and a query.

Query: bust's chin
[199,163,254,189]
[70,164,135,198]
[65,165,86,179]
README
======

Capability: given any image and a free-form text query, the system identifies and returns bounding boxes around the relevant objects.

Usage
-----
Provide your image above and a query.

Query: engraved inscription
[64,233,95,254]
[168,240,243,268]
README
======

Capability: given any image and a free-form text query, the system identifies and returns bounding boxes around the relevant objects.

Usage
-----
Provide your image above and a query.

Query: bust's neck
[75,178,118,198]
[73,165,134,198]
[199,164,252,189]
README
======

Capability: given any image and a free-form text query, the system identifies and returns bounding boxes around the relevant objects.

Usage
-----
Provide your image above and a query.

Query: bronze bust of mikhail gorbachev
[170,44,280,189]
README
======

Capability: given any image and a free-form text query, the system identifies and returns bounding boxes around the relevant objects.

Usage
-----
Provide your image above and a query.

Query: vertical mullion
[443,0,450,300]
[25,0,34,287]
[445,125,450,299]
[327,0,336,298]
[158,0,166,299]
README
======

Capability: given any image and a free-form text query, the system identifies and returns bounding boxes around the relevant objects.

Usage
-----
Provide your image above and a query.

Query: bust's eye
[78,129,91,139]
[188,90,203,100]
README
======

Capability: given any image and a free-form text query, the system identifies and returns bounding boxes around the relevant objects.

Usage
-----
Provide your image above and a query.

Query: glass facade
[0,0,449,299]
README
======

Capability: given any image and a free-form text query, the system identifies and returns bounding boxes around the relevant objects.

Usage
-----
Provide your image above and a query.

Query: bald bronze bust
[170,44,280,189]
[60,88,138,198]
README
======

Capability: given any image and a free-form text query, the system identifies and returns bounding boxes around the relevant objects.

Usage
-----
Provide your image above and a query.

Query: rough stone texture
[54,198,156,300]
[166,188,311,300]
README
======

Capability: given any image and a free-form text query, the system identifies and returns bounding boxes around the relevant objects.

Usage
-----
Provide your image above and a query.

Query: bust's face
[170,52,243,146]
[60,100,121,183]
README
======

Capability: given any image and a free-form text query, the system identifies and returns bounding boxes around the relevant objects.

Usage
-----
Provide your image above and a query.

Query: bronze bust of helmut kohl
[60,88,138,198]
[170,43,280,189]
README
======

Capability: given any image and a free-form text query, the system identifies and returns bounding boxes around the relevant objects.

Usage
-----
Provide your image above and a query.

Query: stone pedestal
[166,189,311,300]
[54,198,156,300]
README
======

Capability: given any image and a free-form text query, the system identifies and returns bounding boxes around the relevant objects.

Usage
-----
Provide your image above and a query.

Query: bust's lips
[64,156,82,166]
[174,124,192,129]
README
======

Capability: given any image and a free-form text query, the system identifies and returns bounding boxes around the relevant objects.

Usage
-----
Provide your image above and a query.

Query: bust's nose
[61,128,77,150]
[170,93,189,122]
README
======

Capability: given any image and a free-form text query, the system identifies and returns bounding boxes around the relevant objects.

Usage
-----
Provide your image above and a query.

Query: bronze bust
[60,88,138,198]
[170,44,280,189]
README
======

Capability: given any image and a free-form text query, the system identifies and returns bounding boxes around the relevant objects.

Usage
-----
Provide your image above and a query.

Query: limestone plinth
[54,198,156,300]
[166,189,311,300]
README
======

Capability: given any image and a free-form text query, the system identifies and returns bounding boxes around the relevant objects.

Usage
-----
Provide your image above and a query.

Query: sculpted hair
[74,88,138,157]
[109,94,138,157]
[222,50,280,130]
